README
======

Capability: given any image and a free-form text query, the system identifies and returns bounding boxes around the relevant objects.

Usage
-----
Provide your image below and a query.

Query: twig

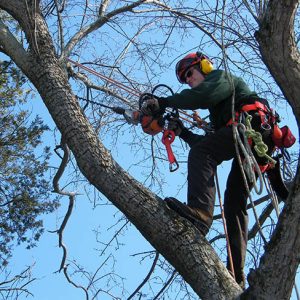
[153,269,177,300]
[127,251,159,300]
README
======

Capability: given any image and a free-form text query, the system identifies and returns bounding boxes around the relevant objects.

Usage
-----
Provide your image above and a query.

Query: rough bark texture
[243,0,300,299]
[255,0,300,125]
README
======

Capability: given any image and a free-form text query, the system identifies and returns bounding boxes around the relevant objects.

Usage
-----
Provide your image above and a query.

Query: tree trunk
[255,0,300,125]
[243,0,300,298]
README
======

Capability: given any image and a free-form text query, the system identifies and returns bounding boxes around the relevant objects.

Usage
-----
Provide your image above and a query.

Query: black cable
[76,96,126,114]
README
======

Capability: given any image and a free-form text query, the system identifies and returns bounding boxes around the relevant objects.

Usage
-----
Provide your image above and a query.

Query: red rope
[67,58,195,126]
[67,58,140,97]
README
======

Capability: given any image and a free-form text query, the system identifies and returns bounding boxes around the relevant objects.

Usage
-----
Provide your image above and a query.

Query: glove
[168,117,184,136]
[141,98,160,115]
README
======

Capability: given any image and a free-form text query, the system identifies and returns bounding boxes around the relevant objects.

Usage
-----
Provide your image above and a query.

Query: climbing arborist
[141,52,276,289]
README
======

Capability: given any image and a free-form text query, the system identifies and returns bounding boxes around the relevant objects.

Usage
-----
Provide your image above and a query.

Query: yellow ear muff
[200,59,213,74]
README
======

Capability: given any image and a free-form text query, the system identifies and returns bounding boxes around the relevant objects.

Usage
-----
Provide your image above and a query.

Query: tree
[0,60,58,265]
[0,1,298,299]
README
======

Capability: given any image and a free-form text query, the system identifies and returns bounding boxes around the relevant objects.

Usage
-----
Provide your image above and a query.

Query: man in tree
[142,52,276,289]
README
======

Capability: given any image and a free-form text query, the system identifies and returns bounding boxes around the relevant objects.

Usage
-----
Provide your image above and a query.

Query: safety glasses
[175,57,199,83]
[185,68,194,80]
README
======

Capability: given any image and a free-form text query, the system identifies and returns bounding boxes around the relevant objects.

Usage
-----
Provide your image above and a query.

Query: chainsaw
[113,84,179,171]
[119,84,177,134]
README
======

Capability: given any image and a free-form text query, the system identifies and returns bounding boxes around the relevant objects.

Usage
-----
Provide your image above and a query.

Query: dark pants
[187,125,273,284]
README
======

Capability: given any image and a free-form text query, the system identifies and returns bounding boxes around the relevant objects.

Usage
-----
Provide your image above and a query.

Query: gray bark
[255,0,300,125]
[243,0,300,299]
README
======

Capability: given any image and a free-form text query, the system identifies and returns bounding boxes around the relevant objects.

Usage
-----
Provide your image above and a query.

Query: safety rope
[263,175,280,218]
[244,114,276,166]
[218,44,268,261]
[232,123,268,244]
[67,58,207,129]
[221,46,268,245]
[234,122,264,194]
[215,172,235,280]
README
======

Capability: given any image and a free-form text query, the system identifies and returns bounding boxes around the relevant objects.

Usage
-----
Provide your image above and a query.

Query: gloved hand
[141,98,160,115]
[168,117,184,136]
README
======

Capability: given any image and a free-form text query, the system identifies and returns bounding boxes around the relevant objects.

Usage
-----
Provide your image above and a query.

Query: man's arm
[179,127,204,147]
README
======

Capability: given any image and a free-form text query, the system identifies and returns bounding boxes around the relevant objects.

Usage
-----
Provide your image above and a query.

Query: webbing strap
[161,130,179,172]
[227,101,270,126]
[241,101,269,125]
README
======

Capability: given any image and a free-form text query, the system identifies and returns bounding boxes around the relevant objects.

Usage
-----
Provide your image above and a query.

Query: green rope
[244,115,276,166]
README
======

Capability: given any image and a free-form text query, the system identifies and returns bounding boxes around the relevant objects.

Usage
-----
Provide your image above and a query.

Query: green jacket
[160,70,257,129]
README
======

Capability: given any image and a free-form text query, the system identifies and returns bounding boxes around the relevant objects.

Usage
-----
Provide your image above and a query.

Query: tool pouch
[272,125,296,148]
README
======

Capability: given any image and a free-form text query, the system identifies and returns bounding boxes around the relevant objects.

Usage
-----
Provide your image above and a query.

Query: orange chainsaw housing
[141,115,165,136]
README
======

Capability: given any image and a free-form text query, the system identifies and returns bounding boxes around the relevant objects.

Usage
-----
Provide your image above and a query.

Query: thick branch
[62,0,153,58]
[0,20,30,70]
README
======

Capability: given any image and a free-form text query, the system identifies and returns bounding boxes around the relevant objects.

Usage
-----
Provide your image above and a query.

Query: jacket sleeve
[179,127,205,148]
[158,70,235,110]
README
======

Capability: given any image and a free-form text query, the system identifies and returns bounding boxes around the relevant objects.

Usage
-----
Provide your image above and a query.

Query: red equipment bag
[272,125,296,149]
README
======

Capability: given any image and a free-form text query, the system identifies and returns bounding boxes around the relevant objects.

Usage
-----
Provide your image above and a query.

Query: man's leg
[224,158,250,289]
[167,127,236,234]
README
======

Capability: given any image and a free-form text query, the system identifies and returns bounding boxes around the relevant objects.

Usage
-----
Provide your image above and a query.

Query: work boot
[165,197,211,235]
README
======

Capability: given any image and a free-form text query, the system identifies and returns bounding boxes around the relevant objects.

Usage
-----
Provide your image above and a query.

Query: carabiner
[169,160,179,172]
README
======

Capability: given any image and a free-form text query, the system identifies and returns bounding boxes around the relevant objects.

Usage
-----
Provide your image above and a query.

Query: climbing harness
[228,98,295,193]
[230,95,296,247]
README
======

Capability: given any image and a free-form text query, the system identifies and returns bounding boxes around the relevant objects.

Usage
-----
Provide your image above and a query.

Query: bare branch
[62,0,154,58]
[52,142,78,272]
[63,266,89,300]
[99,0,111,17]
[53,0,65,54]
[153,269,177,300]
[127,251,159,300]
